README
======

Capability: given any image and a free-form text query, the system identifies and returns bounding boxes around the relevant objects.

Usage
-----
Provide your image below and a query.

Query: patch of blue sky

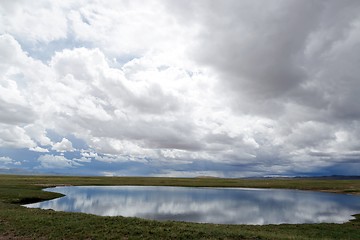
[46,129,88,150]
[61,150,83,161]
[17,35,94,63]
[15,33,140,68]
[0,148,38,163]
[110,54,141,68]
[49,159,160,176]
[45,129,63,143]
[65,135,88,150]
[0,148,39,170]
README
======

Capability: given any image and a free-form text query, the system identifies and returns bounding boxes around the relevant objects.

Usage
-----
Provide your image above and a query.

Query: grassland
[0,175,359,239]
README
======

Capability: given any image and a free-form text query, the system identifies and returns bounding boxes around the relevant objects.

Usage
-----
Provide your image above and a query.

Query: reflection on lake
[24,186,360,225]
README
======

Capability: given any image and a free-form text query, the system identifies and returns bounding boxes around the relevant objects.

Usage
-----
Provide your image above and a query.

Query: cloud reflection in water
[24,186,360,225]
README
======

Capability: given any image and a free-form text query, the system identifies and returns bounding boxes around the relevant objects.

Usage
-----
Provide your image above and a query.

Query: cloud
[37,154,81,169]
[25,125,52,146]
[0,34,52,149]
[169,0,359,126]
[30,146,49,153]
[0,0,68,43]
[52,138,75,152]
[0,156,14,165]
[0,156,21,168]
[0,124,36,149]
[0,1,359,176]
[0,35,37,125]
[67,0,195,57]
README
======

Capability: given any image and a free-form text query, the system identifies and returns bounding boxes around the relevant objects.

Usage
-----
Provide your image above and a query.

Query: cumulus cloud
[0,156,14,165]
[0,0,359,176]
[38,154,81,169]
[0,156,21,168]
[52,138,75,152]
[30,146,49,153]
[0,0,69,43]
[0,124,36,149]
[0,34,37,125]
[67,0,195,56]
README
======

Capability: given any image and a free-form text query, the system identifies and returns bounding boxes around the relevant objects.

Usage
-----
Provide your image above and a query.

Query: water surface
[24,186,360,225]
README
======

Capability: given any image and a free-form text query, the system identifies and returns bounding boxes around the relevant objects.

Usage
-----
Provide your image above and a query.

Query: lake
[24,186,360,225]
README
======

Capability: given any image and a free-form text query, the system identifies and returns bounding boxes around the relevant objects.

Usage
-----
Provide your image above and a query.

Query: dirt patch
[0,231,35,240]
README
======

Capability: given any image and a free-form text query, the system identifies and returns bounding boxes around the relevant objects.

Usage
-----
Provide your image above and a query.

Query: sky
[0,0,360,177]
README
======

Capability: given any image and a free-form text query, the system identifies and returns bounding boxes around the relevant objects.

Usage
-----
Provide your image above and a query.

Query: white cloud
[52,138,75,152]
[67,0,195,56]
[30,146,49,153]
[38,154,81,168]
[154,170,225,178]
[0,124,36,149]
[73,157,92,163]
[0,156,14,165]
[0,1,69,43]
[80,150,98,158]
[0,156,21,168]
[0,35,37,125]
[25,125,52,146]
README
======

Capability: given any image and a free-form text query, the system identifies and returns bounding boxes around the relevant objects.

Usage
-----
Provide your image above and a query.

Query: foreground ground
[0,175,359,239]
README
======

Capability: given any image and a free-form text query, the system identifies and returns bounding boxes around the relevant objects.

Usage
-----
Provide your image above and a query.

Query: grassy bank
[0,175,359,239]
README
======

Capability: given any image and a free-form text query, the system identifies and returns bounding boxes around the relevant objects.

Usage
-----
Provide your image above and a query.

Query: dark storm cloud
[164,1,360,164]
[169,1,316,94]
[167,0,360,119]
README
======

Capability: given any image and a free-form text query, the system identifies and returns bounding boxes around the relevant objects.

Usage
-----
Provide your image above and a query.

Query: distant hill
[0,168,36,175]
[195,176,219,179]
[294,175,360,180]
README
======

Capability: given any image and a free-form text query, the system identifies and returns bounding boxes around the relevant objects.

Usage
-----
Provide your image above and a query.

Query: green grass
[0,175,359,239]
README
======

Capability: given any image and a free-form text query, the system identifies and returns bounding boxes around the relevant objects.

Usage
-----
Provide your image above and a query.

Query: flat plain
[0,175,359,239]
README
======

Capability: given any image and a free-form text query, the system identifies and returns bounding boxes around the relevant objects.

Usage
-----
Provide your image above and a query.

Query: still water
[24,186,360,225]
